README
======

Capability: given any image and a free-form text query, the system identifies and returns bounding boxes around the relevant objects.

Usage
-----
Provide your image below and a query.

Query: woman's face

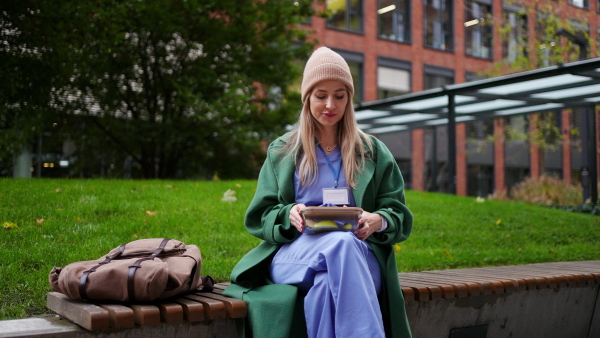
[309,80,348,129]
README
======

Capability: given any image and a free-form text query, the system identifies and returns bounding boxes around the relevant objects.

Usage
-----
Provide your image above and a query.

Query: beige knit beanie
[301,47,354,103]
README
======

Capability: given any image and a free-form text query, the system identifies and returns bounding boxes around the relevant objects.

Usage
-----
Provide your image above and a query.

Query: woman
[224,47,413,338]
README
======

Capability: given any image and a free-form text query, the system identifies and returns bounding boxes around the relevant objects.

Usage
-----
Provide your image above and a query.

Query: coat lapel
[277,153,297,205]
[353,157,375,208]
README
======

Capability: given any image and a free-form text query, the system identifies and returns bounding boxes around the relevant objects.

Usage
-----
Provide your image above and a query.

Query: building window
[423,64,454,90]
[568,0,589,9]
[502,5,528,62]
[378,0,410,43]
[327,0,363,33]
[334,49,364,103]
[536,12,557,67]
[465,0,492,59]
[567,19,590,60]
[423,0,453,51]
[377,57,411,99]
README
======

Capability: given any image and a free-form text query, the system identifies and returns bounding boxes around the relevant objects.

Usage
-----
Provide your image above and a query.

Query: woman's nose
[326,97,335,109]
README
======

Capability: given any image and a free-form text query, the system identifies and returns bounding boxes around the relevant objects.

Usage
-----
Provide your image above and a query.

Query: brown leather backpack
[49,238,213,302]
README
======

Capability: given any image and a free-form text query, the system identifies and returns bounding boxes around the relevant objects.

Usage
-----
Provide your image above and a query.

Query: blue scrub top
[294,147,356,207]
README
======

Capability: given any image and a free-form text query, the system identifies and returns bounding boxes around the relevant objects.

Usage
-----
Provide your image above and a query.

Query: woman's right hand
[289,204,307,232]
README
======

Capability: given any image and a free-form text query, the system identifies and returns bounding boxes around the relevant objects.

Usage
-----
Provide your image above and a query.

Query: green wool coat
[224,132,414,338]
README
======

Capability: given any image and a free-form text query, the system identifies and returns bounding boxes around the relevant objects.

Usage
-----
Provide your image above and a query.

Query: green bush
[508,175,582,206]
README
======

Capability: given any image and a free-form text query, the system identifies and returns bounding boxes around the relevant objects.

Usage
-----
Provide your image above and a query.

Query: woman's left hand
[355,211,382,241]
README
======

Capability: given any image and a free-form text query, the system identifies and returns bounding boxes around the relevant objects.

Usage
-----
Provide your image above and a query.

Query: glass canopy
[355,58,600,133]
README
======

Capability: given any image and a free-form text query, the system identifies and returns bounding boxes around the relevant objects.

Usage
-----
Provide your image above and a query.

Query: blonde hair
[285,86,372,189]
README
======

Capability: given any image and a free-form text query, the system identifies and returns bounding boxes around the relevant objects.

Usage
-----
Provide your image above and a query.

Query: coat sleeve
[368,138,413,246]
[244,143,300,245]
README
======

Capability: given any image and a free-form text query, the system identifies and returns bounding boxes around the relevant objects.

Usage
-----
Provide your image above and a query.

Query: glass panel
[327,0,363,32]
[378,0,396,39]
[424,0,453,50]
[465,0,492,59]
[327,0,348,29]
[378,0,410,42]
[441,0,453,49]
[349,0,362,31]
[396,0,409,42]
[502,9,528,62]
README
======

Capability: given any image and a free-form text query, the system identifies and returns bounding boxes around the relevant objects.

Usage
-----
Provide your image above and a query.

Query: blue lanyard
[318,145,342,188]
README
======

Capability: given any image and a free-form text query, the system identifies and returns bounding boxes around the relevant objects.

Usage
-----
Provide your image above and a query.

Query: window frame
[377,0,411,44]
[423,0,454,52]
[423,64,455,90]
[464,0,494,60]
[502,4,528,62]
[326,0,365,34]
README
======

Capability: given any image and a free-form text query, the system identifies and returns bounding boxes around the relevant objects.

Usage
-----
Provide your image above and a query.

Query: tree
[1,0,316,178]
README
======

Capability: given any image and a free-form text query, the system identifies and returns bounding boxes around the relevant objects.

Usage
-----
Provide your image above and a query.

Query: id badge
[323,187,349,205]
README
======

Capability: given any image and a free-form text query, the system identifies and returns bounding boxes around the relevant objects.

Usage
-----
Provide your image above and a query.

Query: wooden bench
[45,282,245,331]
[5,260,597,337]
[398,260,600,302]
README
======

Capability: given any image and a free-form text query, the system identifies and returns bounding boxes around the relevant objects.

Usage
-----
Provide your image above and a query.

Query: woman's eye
[316,96,326,99]
[335,95,345,100]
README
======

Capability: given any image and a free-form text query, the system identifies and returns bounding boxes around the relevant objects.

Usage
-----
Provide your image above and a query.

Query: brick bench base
[399,261,600,338]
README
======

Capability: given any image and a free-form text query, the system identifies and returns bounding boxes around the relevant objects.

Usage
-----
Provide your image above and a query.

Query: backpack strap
[127,238,171,301]
[79,243,127,299]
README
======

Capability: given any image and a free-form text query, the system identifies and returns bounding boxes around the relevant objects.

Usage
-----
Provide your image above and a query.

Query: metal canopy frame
[355,57,599,202]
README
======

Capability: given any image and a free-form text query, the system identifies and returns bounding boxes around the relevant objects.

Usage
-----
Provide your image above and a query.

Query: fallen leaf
[235,184,242,188]
[164,185,173,189]
[441,249,453,259]
[3,222,17,230]
[394,244,401,253]
[146,210,157,216]
[36,219,45,225]
[221,189,237,202]
[55,188,61,193]
[496,219,502,225]
[132,233,139,238]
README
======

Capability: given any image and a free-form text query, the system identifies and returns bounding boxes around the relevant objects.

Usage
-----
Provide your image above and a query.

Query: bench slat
[198,292,248,318]
[173,297,205,322]
[157,302,184,324]
[46,292,110,331]
[183,294,227,320]
[129,304,161,326]
[97,304,135,329]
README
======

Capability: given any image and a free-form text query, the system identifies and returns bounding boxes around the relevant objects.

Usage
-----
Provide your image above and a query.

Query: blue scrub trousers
[270,231,384,338]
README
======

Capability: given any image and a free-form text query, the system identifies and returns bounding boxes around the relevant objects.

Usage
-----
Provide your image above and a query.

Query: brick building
[302,0,600,199]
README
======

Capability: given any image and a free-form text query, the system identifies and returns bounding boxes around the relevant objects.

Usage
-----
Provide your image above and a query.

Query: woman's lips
[324,112,336,118]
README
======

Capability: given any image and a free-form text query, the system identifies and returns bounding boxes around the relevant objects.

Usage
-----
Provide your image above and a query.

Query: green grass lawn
[1,178,598,320]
